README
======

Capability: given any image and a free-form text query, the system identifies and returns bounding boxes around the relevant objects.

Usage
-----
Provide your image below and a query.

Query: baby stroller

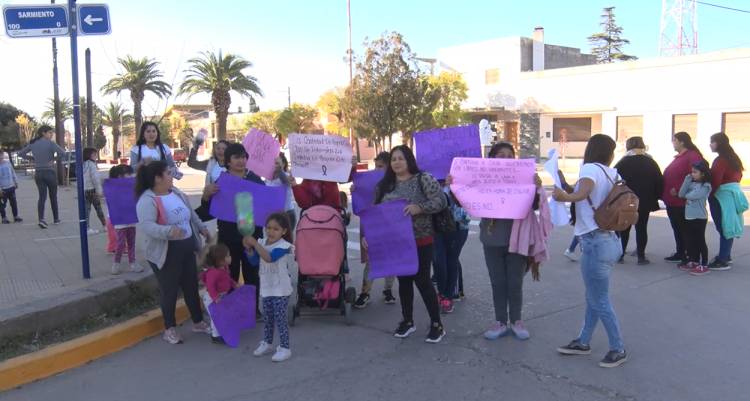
[290,203,356,326]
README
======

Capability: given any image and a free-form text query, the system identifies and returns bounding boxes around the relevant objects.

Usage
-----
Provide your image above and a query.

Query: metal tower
[659,0,699,56]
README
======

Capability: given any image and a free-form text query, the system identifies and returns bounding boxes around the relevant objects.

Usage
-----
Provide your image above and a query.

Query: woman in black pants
[614,137,663,265]
[372,145,447,343]
[18,125,65,228]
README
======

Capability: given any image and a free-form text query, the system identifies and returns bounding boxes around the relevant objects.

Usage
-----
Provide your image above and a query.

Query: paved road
[2,206,749,401]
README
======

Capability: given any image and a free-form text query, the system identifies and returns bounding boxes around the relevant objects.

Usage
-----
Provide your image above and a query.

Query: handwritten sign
[449,157,536,219]
[288,133,353,182]
[208,285,256,348]
[209,173,287,224]
[544,149,570,226]
[359,200,418,279]
[102,177,138,225]
[351,169,385,215]
[242,129,280,180]
[415,125,482,179]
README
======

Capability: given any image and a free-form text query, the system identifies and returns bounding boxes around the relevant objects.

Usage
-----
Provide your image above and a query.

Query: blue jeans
[577,230,625,352]
[709,196,733,262]
[568,236,579,253]
[433,229,469,298]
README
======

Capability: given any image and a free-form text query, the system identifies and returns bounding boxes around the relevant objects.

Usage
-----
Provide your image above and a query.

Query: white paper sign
[543,148,570,226]
[479,119,493,146]
[289,133,353,182]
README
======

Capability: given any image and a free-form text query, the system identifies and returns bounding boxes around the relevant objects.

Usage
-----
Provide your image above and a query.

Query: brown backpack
[587,164,639,231]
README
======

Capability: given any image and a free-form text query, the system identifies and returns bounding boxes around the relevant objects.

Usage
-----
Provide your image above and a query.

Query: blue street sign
[2,4,69,38]
[77,4,110,35]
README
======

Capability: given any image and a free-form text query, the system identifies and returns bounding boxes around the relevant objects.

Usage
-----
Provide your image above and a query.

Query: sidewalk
[0,166,208,338]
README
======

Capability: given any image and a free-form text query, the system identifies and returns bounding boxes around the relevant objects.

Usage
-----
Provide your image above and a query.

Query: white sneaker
[129,263,144,273]
[271,346,292,362]
[111,263,121,275]
[87,228,99,235]
[564,249,578,262]
[253,341,272,357]
[162,327,183,345]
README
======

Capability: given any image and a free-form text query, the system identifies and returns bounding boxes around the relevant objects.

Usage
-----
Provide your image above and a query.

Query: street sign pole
[67,0,91,279]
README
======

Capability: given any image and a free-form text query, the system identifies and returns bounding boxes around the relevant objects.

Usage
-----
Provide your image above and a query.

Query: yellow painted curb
[0,300,189,392]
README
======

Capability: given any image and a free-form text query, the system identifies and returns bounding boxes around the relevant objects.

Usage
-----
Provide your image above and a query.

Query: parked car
[173,149,187,167]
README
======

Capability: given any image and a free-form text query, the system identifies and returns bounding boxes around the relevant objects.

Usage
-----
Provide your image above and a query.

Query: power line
[695,1,750,14]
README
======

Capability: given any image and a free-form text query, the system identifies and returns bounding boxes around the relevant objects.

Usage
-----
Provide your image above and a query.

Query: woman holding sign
[373,145,447,343]
[188,129,228,185]
[135,160,212,345]
[553,134,628,368]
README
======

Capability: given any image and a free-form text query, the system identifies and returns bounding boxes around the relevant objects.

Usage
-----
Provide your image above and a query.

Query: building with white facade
[438,28,750,170]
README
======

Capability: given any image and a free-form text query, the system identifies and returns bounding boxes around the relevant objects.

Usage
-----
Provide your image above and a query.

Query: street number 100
[7,23,20,30]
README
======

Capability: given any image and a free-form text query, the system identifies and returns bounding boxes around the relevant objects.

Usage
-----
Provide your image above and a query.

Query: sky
[1,0,748,122]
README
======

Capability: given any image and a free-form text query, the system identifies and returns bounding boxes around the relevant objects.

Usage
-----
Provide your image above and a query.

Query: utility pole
[85,48,93,147]
[287,86,291,108]
[51,0,65,184]
[347,0,361,161]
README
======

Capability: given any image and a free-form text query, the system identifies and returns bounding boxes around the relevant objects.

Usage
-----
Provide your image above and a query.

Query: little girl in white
[244,212,295,362]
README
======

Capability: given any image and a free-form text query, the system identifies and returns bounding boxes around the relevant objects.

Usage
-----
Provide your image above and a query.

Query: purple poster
[102,177,138,225]
[208,285,256,348]
[414,125,482,180]
[351,169,385,215]
[209,172,287,224]
[359,199,418,279]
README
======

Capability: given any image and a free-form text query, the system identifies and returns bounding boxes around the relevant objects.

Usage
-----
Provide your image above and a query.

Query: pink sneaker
[678,262,695,272]
[689,265,710,276]
[483,321,509,340]
[192,321,211,334]
[440,297,454,314]
[511,321,530,340]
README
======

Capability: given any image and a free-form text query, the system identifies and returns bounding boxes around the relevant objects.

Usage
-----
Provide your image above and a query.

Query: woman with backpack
[553,134,628,368]
[372,145,447,343]
[662,132,704,265]
[613,137,664,265]
[707,132,747,270]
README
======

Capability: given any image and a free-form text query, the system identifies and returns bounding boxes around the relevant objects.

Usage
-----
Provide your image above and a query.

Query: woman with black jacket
[613,137,664,265]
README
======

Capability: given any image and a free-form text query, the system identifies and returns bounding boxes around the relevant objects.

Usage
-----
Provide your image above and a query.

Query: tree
[245,110,280,138]
[101,56,172,135]
[15,113,38,145]
[166,113,192,150]
[93,125,107,151]
[342,32,435,148]
[41,97,72,123]
[588,7,638,63]
[179,50,262,141]
[80,96,103,146]
[101,102,134,159]
[275,103,318,140]
[0,102,24,149]
[427,72,469,127]
[316,89,348,136]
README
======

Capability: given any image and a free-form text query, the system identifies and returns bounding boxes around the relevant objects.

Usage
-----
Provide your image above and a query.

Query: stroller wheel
[345,287,357,304]
[344,303,353,326]
[288,303,296,326]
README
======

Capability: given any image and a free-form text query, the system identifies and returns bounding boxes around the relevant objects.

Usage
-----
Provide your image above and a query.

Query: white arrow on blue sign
[77,3,110,36]
[2,4,69,38]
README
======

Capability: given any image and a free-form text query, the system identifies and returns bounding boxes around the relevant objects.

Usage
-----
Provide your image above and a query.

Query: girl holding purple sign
[109,164,142,275]
[373,145,447,344]
[135,160,212,345]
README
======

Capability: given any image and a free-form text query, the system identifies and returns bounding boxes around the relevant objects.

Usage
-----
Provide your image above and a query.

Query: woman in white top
[265,153,296,229]
[552,134,628,368]
[130,122,182,179]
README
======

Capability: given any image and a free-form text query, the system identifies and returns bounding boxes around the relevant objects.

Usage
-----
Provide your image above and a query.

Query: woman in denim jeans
[552,134,628,368]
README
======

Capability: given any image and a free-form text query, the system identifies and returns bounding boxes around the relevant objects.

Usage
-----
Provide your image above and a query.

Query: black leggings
[149,237,203,329]
[666,206,687,261]
[685,219,708,265]
[398,244,441,325]
[619,209,650,258]
[34,169,59,222]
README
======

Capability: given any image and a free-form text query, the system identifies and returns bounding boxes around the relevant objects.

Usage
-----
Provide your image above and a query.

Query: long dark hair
[31,125,54,144]
[692,160,712,184]
[488,142,516,158]
[376,145,420,203]
[674,131,702,158]
[711,132,743,172]
[83,147,97,162]
[135,160,168,197]
[136,122,166,162]
[583,134,616,165]
[266,212,293,243]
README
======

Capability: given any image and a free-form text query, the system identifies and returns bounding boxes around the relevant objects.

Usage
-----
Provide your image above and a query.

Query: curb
[0,301,188,392]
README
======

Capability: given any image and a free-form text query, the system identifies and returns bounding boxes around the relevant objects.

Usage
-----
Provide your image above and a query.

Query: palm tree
[179,51,262,140]
[101,102,134,159]
[41,97,73,123]
[101,56,172,135]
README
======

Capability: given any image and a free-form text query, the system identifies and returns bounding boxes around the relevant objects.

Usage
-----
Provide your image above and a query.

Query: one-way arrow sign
[77,3,110,35]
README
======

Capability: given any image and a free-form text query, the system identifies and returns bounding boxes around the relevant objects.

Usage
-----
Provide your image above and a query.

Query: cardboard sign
[208,285,256,348]
[415,125,482,180]
[449,157,536,219]
[288,133,353,182]
[209,173,287,224]
[102,177,138,225]
[242,129,281,180]
[359,200,418,279]
[351,169,385,215]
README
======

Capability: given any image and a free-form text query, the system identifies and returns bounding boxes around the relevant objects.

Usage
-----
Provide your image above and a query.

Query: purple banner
[351,169,384,215]
[102,177,138,226]
[208,285,256,348]
[209,172,287,224]
[414,125,482,179]
[359,199,418,279]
